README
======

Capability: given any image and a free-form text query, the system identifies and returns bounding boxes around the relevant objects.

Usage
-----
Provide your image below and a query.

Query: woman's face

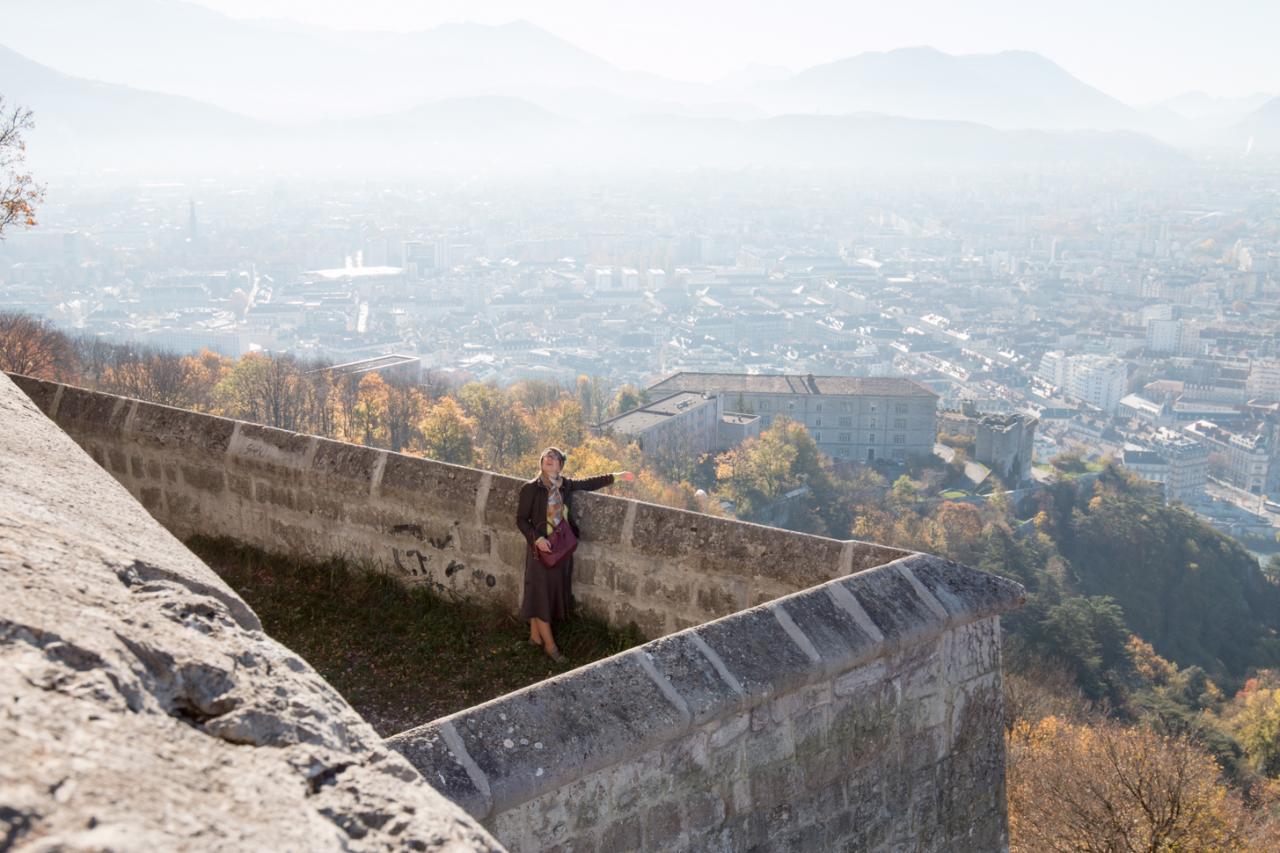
[541,453,563,479]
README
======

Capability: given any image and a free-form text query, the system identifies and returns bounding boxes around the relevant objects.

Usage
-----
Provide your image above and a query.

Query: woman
[516,447,633,662]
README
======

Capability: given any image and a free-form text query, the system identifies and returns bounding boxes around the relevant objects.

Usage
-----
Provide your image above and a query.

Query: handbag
[535,521,578,568]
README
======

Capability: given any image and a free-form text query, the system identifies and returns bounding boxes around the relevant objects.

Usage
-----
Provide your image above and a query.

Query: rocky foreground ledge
[0,370,503,850]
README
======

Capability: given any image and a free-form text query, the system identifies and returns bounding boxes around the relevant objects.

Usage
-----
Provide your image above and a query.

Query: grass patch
[187,535,645,737]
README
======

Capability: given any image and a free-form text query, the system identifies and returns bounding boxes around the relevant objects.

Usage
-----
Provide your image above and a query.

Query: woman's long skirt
[519,550,573,623]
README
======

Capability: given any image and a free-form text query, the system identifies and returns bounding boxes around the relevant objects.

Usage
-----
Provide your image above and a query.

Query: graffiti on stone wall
[389,522,496,594]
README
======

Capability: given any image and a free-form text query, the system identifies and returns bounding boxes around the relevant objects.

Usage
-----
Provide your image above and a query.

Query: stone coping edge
[386,552,1026,820]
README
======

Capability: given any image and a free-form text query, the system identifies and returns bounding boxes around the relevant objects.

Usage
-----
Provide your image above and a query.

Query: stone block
[139,486,163,512]
[694,579,743,618]
[747,758,793,809]
[108,446,129,475]
[255,481,296,510]
[743,722,795,770]
[181,464,225,494]
[53,385,129,438]
[750,704,770,731]
[693,605,815,701]
[386,725,493,820]
[684,792,726,833]
[643,800,682,848]
[643,633,743,726]
[310,437,381,486]
[380,453,490,519]
[708,712,749,750]
[903,553,1026,624]
[790,703,830,761]
[838,562,949,651]
[941,617,1000,683]
[480,475,525,530]
[612,601,666,638]
[129,401,234,455]
[599,816,641,853]
[826,685,898,768]
[294,488,346,521]
[568,490,628,546]
[771,588,881,675]
[227,423,312,481]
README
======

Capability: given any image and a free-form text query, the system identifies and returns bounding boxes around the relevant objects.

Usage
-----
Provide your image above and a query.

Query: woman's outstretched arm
[565,471,633,492]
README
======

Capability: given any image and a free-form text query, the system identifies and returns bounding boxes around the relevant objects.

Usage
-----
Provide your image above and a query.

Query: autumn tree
[715,416,845,534]
[0,97,43,237]
[510,378,564,411]
[384,378,426,452]
[416,396,475,465]
[1007,716,1256,852]
[212,352,310,430]
[529,398,587,450]
[457,381,533,472]
[608,383,648,416]
[100,348,227,410]
[1226,683,1280,778]
[0,311,76,379]
[575,374,611,424]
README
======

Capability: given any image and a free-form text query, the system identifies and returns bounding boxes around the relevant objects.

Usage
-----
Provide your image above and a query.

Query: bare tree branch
[0,95,45,237]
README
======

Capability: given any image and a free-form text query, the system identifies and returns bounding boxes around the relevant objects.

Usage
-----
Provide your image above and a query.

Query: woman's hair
[540,447,567,465]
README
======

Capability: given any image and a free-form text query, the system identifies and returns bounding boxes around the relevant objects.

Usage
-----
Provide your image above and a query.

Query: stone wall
[389,552,1024,852]
[0,371,503,850]
[7,375,909,639]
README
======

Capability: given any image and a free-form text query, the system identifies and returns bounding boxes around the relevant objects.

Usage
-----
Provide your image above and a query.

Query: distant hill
[0,43,1185,177]
[0,0,700,120]
[754,47,1153,132]
[0,43,265,174]
[1152,90,1273,122]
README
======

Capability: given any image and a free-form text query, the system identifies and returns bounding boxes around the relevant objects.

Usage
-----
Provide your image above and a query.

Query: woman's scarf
[541,474,564,531]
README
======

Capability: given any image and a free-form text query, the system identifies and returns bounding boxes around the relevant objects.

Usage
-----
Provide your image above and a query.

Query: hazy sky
[189,0,1278,104]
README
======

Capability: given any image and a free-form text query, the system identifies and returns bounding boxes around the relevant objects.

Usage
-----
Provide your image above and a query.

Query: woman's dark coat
[516,472,614,622]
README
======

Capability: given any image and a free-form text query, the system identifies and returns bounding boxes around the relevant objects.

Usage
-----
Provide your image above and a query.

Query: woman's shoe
[545,647,567,663]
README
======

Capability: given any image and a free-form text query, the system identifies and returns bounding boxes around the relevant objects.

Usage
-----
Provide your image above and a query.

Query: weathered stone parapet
[6,375,910,638]
[0,372,504,851]
[388,553,1025,851]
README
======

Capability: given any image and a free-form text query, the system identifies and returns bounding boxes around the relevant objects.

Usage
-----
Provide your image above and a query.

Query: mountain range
[0,0,1274,175]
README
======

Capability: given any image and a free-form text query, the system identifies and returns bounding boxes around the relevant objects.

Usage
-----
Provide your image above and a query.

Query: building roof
[647,372,938,399]
[598,392,715,434]
[1122,449,1167,467]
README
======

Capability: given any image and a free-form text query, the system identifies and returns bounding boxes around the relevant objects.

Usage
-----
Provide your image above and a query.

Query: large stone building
[646,372,939,463]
